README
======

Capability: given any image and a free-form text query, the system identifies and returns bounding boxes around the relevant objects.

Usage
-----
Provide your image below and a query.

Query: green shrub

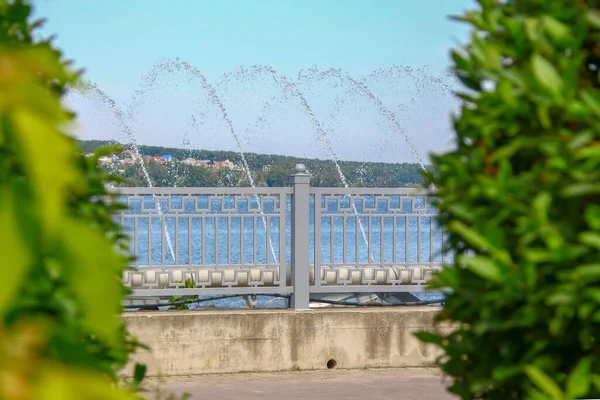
[0,0,145,398]
[416,0,600,398]
[169,278,198,310]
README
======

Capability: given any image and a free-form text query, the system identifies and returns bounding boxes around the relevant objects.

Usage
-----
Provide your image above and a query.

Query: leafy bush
[0,0,145,398]
[169,278,198,310]
[416,1,600,399]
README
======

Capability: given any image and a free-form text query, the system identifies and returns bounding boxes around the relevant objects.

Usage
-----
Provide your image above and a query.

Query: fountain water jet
[126,59,279,264]
[294,66,446,191]
[72,81,177,262]
[224,65,375,263]
[74,61,458,267]
[344,72,426,170]
[225,63,456,255]
[297,68,429,171]
[277,75,375,263]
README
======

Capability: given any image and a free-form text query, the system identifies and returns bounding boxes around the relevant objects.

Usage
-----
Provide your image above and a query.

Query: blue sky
[34,0,475,163]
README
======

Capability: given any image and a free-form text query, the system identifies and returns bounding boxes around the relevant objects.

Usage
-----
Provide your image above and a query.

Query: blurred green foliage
[416,0,600,399]
[0,1,147,398]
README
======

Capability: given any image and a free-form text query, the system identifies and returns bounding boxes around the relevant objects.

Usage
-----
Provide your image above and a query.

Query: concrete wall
[122,306,451,377]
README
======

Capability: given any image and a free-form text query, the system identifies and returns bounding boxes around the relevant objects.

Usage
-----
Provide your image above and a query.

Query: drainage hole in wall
[327,359,337,369]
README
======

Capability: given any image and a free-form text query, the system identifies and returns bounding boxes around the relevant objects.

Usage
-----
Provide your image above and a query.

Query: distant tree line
[80,140,430,187]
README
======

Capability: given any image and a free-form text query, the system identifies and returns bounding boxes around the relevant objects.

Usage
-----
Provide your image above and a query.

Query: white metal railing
[114,165,450,309]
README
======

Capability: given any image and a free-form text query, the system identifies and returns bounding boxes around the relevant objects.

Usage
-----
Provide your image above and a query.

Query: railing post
[290,164,310,310]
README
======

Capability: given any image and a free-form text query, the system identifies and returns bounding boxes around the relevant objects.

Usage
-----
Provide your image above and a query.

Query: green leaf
[489,138,528,161]
[451,49,470,72]
[483,223,507,248]
[483,44,501,71]
[450,221,490,250]
[585,205,600,230]
[36,365,136,400]
[573,264,600,279]
[576,146,600,160]
[464,256,504,283]
[531,54,563,98]
[562,183,600,198]
[447,204,476,223]
[525,365,565,400]
[532,191,551,221]
[133,363,147,386]
[566,357,591,398]
[525,18,541,43]
[546,292,574,306]
[62,220,125,346]
[529,388,552,400]
[578,304,596,320]
[12,108,82,237]
[451,11,486,30]
[581,90,600,118]
[579,232,600,249]
[524,249,552,263]
[566,100,590,119]
[568,131,594,150]
[414,331,444,345]
[537,104,552,129]
[583,288,600,303]
[592,374,600,392]
[470,378,493,394]
[542,16,570,43]
[0,187,32,315]
[449,221,512,265]
[586,10,600,29]
[492,365,523,382]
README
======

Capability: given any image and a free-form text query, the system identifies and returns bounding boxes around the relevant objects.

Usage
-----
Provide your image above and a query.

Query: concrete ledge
[122,306,451,377]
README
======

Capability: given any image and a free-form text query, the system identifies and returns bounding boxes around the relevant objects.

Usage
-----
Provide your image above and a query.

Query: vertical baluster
[215,217,219,265]
[405,217,409,265]
[161,215,166,266]
[368,215,372,265]
[134,217,138,267]
[355,214,359,266]
[313,192,321,289]
[240,217,245,266]
[417,216,421,263]
[342,216,347,265]
[228,216,232,266]
[188,217,192,265]
[266,215,271,265]
[201,217,205,265]
[175,216,179,266]
[148,217,152,266]
[330,216,334,265]
[279,192,287,288]
[253,216,258,265]
[392,215,397,265]
[380,216,384,265]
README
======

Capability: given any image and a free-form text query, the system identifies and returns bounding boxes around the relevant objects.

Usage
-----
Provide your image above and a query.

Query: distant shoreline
[79,139,430,188]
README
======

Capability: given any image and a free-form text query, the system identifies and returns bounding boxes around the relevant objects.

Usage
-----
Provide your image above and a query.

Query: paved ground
[142,368,455,400]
